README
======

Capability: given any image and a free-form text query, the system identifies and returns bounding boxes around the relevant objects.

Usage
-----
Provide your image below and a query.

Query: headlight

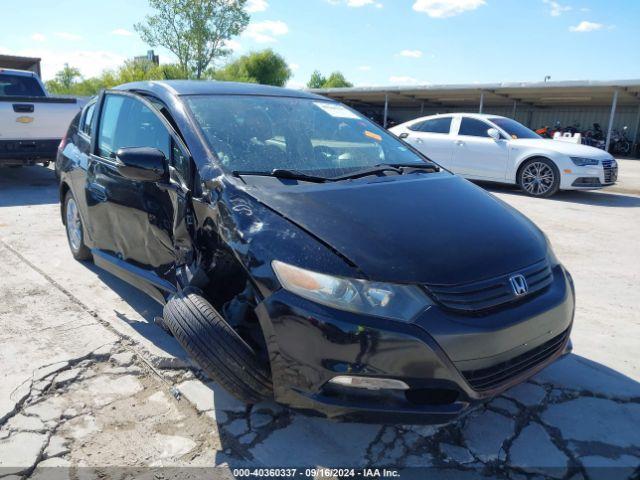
[570,157,599,166]
[272,260,432,322]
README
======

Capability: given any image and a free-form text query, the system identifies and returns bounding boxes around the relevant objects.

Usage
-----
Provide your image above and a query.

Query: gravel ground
[0,162,638,479]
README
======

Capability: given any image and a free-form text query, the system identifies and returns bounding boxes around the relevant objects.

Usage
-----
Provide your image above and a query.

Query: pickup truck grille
[424,259,553,313]
[461,328,569,391]
[602,160,618,184]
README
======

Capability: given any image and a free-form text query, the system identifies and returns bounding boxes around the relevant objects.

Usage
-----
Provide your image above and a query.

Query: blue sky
[1,0,639,87]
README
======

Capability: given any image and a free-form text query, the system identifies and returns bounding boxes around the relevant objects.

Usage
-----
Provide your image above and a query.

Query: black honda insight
[57,81,574,423]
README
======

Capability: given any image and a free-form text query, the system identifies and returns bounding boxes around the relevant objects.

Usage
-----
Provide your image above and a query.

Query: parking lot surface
[1,162,639,479]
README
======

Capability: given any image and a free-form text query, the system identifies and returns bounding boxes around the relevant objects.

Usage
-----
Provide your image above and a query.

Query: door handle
[415,138,424,144]
[455,140,465,146]
[399,132,409,139]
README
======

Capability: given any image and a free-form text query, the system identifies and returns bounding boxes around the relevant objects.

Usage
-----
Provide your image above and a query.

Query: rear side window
[98,94,170,160]
[459,118,492,138]
[80,103,96,137]
[0,73,46,97]
[410,117,452,134]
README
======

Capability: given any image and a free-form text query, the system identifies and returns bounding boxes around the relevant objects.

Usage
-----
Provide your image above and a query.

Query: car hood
[246,173,547,285]
[511,138,613,159]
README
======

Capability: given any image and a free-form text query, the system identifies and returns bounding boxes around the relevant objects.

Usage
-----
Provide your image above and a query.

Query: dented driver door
[87,90,192,303]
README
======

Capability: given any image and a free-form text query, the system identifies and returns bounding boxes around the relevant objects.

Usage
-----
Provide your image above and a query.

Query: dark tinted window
[412,117,452,134]
[0,73,45,97]
[98,95,170,160]
[459,118,492,138]
[80,103,96,136]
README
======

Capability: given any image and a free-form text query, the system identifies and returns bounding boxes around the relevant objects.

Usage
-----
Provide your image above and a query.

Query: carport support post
[479,92,484,114]
[383,93,389,128]
[512,100,517,119]
[605,89,619,152]
[420,101,425,115]
[633,103,640,147]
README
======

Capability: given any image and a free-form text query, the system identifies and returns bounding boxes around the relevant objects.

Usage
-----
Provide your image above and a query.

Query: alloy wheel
[521,161,555,196]
[66,197,83,251]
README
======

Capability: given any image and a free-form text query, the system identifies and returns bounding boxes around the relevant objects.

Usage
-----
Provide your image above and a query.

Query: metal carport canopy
[311,79,640,149]
[310,79,640,109]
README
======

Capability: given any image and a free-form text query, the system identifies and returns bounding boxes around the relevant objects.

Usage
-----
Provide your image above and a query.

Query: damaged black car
[57,81,574,423]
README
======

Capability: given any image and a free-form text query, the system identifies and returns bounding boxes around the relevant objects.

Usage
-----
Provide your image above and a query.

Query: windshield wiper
[385,162,440,173]
[330,165,403,181]
[233,169,329,183]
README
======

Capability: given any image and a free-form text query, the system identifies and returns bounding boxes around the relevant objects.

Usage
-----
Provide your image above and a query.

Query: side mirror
[487,128,501,141]
[115,147,168,182]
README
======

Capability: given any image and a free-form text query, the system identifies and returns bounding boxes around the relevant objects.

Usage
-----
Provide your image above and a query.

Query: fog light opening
[328,375,410,391]
[405,388,459,406]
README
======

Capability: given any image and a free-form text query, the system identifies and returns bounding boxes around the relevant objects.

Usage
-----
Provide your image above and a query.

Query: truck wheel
[64,191,92,260]
[518,158,560,197]
[163,289,273,404]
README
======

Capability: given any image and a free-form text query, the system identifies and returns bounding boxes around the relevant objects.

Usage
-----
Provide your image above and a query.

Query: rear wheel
[518,158,560,197]
[64,191,92,260]
[163,289,273,404]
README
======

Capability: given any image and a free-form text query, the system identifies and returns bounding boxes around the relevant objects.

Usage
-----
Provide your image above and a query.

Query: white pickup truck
[0,68,82,167]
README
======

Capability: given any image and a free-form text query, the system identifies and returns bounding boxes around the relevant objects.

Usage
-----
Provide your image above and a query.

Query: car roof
[115,80,328,101]
[406,112,507,123]
[0,68,37,77]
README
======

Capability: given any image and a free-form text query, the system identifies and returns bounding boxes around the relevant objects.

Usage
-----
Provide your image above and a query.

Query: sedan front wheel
[518,158,560,198]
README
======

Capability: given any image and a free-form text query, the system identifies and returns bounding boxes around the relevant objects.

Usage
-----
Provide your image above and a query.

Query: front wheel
[518,158,560,198]
[64,191,92,260]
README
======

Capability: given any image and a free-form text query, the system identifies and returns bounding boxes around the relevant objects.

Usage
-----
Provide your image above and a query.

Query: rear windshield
[0,73,46,97]
[184,95,427,177]
[489,117,540,140]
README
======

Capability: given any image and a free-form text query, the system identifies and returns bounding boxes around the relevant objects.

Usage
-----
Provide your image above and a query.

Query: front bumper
[255,265,574,423]
[561,160,618,190]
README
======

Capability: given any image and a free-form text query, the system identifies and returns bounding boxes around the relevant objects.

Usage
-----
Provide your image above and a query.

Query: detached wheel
[518,158,560,197]
[163,289,273,404]
[64,191,92,260]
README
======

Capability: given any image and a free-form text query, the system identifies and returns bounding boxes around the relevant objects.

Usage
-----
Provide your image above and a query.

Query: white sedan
[390,113,618,197]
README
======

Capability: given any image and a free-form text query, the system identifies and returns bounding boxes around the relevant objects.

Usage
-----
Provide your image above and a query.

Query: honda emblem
[509,274,528,296]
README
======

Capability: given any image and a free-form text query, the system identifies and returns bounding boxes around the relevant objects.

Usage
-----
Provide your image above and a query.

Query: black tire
[63,191,92,260]
[517,157,560,198]
[163,289,273,404]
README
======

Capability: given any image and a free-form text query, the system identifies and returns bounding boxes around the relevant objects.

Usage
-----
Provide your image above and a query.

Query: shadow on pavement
[0,166,59,207]
[209,352,640,479]
[478,181,640,208]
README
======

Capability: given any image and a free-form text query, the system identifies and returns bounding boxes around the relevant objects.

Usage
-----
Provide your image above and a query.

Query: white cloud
[290,63,300,71]
[412,0,485,18]
[569,20,604,32]
[244,20,288,43]
[31,33,46,42]
[542,0,571,17]
[224,39,242,51]
[14,48,125,80]
[398,49,423,58]
[389,76,424,85]
[327,0,383,7]
[246,0,268,12]
[54,32,82,41]
[358,65,372,71]
[111,28,133,37]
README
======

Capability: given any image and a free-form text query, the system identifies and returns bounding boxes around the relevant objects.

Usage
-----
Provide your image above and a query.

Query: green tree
[306,70,326,89]
[135,0,250,79]
[45,63,82,94]
[306,70,352,89]
[214,49,291,86]
[44,60,189,96]
[323,71,353,88]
